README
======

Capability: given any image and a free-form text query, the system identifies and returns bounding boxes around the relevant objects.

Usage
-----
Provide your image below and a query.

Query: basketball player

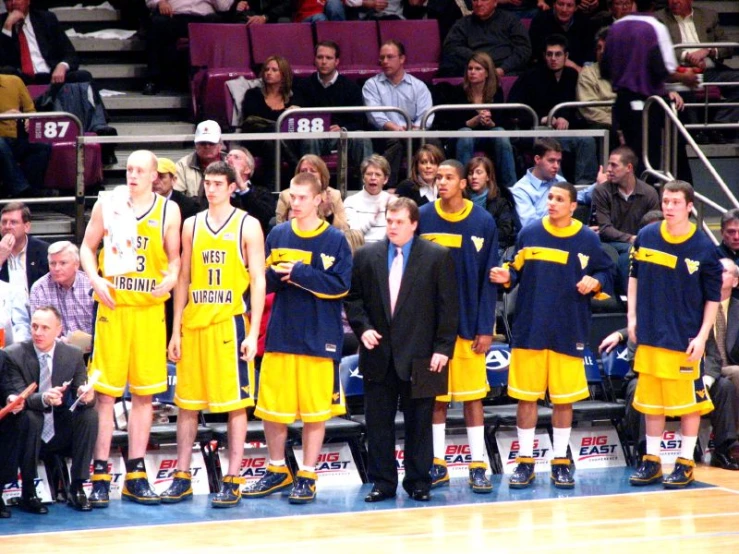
[80,150,181,506]
[161,161,265,508]
[418,160,499,494]
[244,172,352,504]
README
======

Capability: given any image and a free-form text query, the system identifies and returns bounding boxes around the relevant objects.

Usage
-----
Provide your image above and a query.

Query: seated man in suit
[0,348,23,518]
[0,202,49,296]
[4,306,97,513]
[345,197,459,502]
[226,147,275,238]
[153,157,201,224]
[0,0,92,85]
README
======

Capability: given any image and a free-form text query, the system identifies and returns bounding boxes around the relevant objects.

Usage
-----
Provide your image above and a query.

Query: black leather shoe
[68,484,92,512]
[709,130,728,145]
[19,495,48,515]
[0,496,10,518]
[693,131,709,145]
[409,489,431,502]
[142,81,159,96]
[364,487,396,503]
[710,449,739,471]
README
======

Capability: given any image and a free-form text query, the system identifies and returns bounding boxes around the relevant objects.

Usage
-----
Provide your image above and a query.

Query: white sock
[467,426,486,462]
[299,463,315,473]
[645,435,661,457]
[517,427,535,458]
[680,435,698,460]
[270,459,286,467]
[552,427,571,459]
[433,423,446,461]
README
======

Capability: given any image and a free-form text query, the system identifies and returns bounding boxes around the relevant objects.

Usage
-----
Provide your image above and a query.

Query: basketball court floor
[2,465,738,553]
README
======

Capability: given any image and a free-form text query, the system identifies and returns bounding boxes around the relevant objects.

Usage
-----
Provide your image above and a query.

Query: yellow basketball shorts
[255,353,345,423]
[436,338,490,403]
[90,303,167,397]
[508,348,590,404]
[634,373,714,417]
[175,315,255,413]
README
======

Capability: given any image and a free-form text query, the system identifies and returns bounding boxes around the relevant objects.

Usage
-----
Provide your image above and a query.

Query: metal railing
[0,111,86,241]
[546,100,615,167]
[419,103,539,132]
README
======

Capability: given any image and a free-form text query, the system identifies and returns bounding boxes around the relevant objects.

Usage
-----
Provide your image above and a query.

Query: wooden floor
[2,466,738,553]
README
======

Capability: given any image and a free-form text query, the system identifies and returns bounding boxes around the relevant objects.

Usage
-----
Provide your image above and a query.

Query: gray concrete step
[103,91,190,111]
[51,7,120,23]
[83,63,146,80]
[115,121,194,136]
[30,212,74,236]
[71,36,144,53]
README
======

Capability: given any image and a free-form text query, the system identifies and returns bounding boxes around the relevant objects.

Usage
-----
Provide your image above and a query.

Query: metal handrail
[546,100,614,166]
[673,41,739,51]
[419,103,539,131]
[274,106,413,193]
[0,111,86,241]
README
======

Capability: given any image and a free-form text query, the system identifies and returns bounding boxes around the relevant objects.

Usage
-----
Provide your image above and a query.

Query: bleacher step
[103,92,189,111]
[30,212,74,236]
[71,36,144,53]
[83,63,146,80]
[51,7,120,23]
[112,148,193,171]
[115,121,194,136]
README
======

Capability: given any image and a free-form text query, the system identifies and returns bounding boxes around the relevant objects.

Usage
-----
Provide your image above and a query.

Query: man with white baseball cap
[174,120,226,199]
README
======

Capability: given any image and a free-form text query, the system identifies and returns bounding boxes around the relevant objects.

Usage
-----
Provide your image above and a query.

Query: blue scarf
[469,189,488,209]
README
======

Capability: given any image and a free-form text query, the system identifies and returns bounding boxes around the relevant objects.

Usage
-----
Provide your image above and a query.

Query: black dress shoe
[409,489,431,502]
[709,130,728,145]
[19,495,49,515]
[142,81,159,96]
[0,496,10,518]
[68,485,93,511]
[364,487,396,503]
[710,449,739,471]
[693,131,709,145]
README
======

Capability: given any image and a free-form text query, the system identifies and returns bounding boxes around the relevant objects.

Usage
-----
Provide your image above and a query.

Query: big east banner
[659,421,684,465]
[570,424,626,469]
[220,440,271,485]
[1,463,53,504]
[147,446,210,495]
[394,436,488,479]
[496,429,553,474]
[70,453,125,500]
[293,443,362,486]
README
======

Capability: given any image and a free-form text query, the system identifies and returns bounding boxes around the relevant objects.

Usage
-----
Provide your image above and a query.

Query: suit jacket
[345,238,459,382]
[3,340,90,412]
[0,9,80,73]
[704,297,739,379]
[0,235,50,289]
[169,189,201,224]
[657,7,732,62]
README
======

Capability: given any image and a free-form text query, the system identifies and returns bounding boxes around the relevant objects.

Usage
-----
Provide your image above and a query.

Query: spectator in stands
[175,120,226,200]
[591,146,659,294]
[296,41,372,177]
[4,306,98,513]
[0,74,50,198]
[576,27,616,133]
[434,51,517,190]
[0,201,49,296]
[509,34,599,185]
[529,0,593,70]
[600,0,698,177]
[604,257,739,471]
[718,209,739,300]
[497,0,548,21]
[578,0,607,15]
[276,154,348,230]
[395,144,443,207]
[0,0,92,85]
[241,55,303,189]
[466,156,516,250]
[344,154,393,243]
[341,228,364,357]
[229,0,292,25]
[29,241,93,338]
[226,146,275,237]
[362,39,434,188]
[154,157,201,223]
[0,278,30,344]
[440,0,531,78]
[350,0,426,20]
[657,0,739,144]
[491,181,612,490]
[294,0,346,22]
[143,0,232,95]
[628,180,722,489]
[0,349,23,518]
[588,0,634,36]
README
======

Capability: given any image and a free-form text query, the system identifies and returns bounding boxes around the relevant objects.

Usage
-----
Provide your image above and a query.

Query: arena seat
[248,23,315,78]
[378,19,440,83]
[188,23,254,124]
[499,75,518,102]
[315,21,379,82]
[43,134,103,190]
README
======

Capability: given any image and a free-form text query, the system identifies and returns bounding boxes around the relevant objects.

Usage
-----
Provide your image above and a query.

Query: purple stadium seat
[378,19,440,83]
[248,23,315,77]
[315,21,379,82]
[431,76,463,87]
[500,75,518,102]
[44,134,103,190]
[188,23,254,123]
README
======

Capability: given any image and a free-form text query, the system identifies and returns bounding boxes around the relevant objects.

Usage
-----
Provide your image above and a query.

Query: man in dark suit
[153,157,201,225]
[226,147,275,238]
[717,210,739,300]
[4,305,97,513]
[0,0,92,85]
[345,197,459,502]
[0,348,24,518]
[657,0,739,142]
[0,202,49,293]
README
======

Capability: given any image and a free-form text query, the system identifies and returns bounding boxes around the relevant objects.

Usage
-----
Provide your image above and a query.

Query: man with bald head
[80,149,181,507]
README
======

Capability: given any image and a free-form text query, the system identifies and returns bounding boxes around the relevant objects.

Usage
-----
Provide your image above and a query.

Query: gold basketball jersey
[182,209,250,329]
[98,194,170,307]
